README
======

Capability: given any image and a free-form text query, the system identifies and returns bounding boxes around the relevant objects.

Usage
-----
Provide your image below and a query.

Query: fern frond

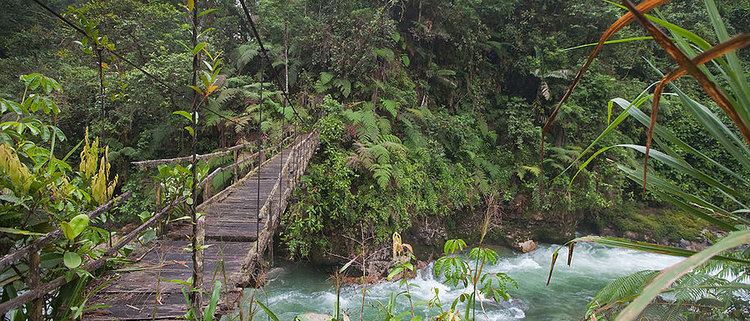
[381,99,398,118]
[372,163,393,189]
[236,44,260,70]
[587,270,659,317]
[349,142,374,169]
[378,134,402,145]
[358,110,380,142]
[369,144,390,164]
[377,118,392,136]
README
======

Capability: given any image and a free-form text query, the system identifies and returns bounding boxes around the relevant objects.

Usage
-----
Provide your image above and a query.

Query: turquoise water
[246,244,681,320]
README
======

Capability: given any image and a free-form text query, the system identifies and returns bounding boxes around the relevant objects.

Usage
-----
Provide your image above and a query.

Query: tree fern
[372,163,393,189]
[381,99,398,118]
[235,43,260,71]
[587,270,659,318]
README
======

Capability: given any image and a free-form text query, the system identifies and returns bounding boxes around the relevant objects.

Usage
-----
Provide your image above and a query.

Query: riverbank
[272,204,710,285]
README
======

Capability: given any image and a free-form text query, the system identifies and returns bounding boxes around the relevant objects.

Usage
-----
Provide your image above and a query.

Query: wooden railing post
[193,215,205,315]
[203,178,213,200]
[295,138,301,180]
[232,150,239,184]
[29,250,43,321]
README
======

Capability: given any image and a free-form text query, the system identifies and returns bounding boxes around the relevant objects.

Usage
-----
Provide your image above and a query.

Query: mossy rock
[605,207,709,242]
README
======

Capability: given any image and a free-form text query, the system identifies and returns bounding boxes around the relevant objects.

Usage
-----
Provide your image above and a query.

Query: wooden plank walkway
[84,131,319,320]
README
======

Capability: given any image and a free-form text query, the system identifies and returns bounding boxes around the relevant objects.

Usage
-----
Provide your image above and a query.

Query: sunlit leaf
[63,251,82,269]
[61,214,90,240]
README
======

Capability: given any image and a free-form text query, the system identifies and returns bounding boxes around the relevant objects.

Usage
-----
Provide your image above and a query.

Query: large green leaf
[615,230,750,321]
[650,63,750,173]
[619,144,745,204]
[561,36,654,51]
[203,281,221,321]
[60,214,90,240]
[63,251,82,269]
[0,227,45,236]
[613,97,749,187]
[557,90,653,181]
[703,0,750,125]
[619,165,744,229]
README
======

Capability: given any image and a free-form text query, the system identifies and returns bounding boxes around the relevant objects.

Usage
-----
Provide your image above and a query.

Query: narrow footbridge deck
[85,131,319,320]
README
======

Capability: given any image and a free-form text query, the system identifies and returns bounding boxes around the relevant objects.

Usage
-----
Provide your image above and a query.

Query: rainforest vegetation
[0,0,749,320]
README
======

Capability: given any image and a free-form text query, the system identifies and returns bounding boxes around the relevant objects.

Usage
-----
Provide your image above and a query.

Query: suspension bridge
[85,131,319,320]
[0,1,325,320]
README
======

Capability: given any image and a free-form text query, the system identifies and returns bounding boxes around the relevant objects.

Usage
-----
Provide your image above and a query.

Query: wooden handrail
[0,163,220,315]
[0,191,133,272]
[131,142,254,168]
[0,196,183,315]
[197,133,302,210]
[0,130,313,316]
[239,129,319,286]
[131,128,298,168]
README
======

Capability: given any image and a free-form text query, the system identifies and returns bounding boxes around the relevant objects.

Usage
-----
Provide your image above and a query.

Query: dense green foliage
[1,0,749,319]
[543,0,750,319]
[1,0,747,258]
[0,73,120,320]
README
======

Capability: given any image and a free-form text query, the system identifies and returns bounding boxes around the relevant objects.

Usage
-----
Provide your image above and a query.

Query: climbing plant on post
[173,1,226,317]
[188,0,203,315]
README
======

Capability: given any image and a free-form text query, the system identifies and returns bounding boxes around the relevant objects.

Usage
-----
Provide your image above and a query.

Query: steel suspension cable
[256,70,263,253]
[237,0,307,125]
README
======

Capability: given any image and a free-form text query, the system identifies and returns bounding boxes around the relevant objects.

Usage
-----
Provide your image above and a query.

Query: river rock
[266,267,287,281]
[517,239,537,253]
[296,313,350,321]
[624,231,639,239]
[600,227,616,237]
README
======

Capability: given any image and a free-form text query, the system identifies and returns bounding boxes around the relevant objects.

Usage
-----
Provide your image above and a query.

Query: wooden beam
[131,142,254,168]
[0,196,182,315]
[0,191,132,272]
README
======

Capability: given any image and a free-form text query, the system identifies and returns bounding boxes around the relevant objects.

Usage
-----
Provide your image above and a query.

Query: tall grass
[544,0,750,320]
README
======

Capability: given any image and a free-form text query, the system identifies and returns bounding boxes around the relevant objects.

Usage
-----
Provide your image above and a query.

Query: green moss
[611,208,709,242]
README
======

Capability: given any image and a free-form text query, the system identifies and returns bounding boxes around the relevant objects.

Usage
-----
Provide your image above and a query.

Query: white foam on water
[252,243,684,320]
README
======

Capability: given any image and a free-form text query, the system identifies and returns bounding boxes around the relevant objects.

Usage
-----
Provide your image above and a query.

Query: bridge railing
[0,126,307,317]
[237,128,320,287]
[127,127,300,225]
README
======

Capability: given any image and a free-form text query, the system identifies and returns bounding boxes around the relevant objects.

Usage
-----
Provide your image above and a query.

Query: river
[245,243,682,320]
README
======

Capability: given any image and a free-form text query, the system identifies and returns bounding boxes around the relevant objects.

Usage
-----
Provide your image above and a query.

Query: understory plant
[384,212,517,321]
[431,211,517,321]
[0,74,118,320]
[546,1,750,320]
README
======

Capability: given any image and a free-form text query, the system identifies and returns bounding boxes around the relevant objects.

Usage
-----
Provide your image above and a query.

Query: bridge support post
[29,251,43,321]
[193,215,205,315]
[203,180,212,200]
[232,150,239,184]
